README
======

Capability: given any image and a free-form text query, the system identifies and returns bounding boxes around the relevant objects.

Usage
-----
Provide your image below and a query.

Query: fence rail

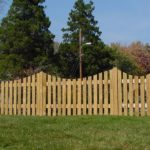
[0,68,150,117]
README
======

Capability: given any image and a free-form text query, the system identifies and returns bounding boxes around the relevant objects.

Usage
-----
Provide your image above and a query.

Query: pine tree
[58,0,114,78]
[62,0,101,44]
[0,0,55,79]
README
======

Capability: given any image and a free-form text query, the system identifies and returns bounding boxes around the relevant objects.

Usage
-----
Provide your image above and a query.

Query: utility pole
[79,28,83,80]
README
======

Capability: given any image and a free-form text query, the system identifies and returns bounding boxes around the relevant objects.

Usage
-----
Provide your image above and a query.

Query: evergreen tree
[0,0,55,79]
[58,0,114,78]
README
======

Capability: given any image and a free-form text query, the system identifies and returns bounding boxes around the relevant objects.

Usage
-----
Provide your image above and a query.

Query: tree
[0,0,55,79]
[127,42,150,74]
[58,0,114,78]
[111,43,143,75]
[111,42,150,75]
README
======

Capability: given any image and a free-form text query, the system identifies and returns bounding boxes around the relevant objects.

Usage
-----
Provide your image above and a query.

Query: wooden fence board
[99,73,103,115]
[14,80,17,115]
[88,76,92,115]
[110,70,113,115]
[62,79,66,116]
[37,74,40,116]
[140,76,145,116]
[135,76,139,116]
[57,78,61,116]
[1,81,5,115]
[77,79,81,115]
[18,79,21,115]
[118,69,122,116]
[23,78,27,115]
[123,73,128,116]
[146,74,150,116]
[9,81,13,115]
[129,75,133,116]
[67,79,71,116]
[73,79,77,115]
[32,75,35,116]
[112,68,119,116]
[83,78,87,115]
[104,71,108,115]
[27,76,31,116]
[5,81,8,115]
[48,75,52,116]
[23,78,26,116]
[42,73,46,116]
[52,76,56,116]
[93,75,98,115]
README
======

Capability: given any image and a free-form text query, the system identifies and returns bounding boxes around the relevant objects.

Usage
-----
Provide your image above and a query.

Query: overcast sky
[1,0,150,45]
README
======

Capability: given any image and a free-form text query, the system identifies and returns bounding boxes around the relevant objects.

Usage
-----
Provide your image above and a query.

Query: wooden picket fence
[0,67,150,117]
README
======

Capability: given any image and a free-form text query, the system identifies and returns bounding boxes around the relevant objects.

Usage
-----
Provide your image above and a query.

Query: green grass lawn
[0,116,150,150]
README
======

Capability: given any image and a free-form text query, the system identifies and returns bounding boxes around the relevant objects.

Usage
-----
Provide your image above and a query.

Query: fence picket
[62,79,66,116]
[42,73,46,116]
[113,68,119,115]
[5,81,8,115]
[73,79,77,115]
[83,78,87,115]
[9,81,13,115]
[129,75,133,116]
[48,75,52,116]
[23,78,27,116]
[14,80,17,115]
[117,69,122,116]
[52,76,56,116]
[104,71,108,115]
[1,81,5,115]
[27,76,31,116]
[88,76,92,115]
[32,75,35,116]
[123,73,128,116]
[18,79,21,115]
[140,76,145,116]
[135,76,139,116]
[77,79,81,115]
[57,78,61,116]
[110,70,113,115]
[67,79,71,116]
[146,74,150,116]
[94,75,98,115]
[99,73,103,115]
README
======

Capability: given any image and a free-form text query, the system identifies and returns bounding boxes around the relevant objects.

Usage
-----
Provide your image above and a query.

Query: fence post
[112,67,119,115]
[147,74,150,116]
[37,71,46,116]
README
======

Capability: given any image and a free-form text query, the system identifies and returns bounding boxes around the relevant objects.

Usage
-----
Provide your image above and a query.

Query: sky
[1,0,150,45]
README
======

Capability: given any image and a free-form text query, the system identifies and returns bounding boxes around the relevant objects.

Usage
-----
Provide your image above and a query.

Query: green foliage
[0,54,24,80]
[112,46,143,75]
[58,0,114,78]
[58,43,79,78]
[62,0,101,44]
[82,44,114,76]
[0,0,55,79]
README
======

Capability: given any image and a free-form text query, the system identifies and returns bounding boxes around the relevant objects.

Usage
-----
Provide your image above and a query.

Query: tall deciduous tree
[111,42,150,74]
[0,0,55,79]
[58,0,114,78]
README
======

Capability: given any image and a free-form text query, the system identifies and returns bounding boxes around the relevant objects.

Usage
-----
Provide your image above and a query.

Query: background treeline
[111,42,150,75]
[0,0,149,80]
